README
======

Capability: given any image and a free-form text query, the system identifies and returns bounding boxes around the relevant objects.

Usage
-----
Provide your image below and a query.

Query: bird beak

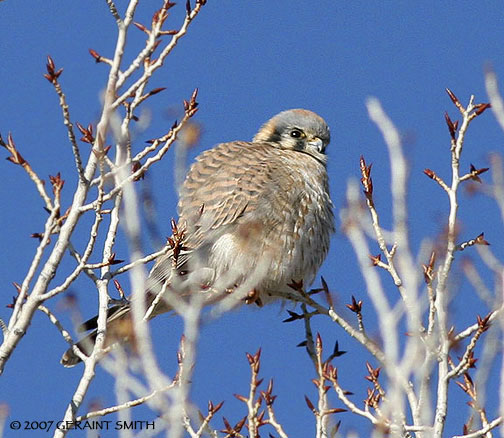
[308,137,324,153]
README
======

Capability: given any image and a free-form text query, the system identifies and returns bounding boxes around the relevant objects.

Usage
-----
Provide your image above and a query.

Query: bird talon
[245,289,263,307]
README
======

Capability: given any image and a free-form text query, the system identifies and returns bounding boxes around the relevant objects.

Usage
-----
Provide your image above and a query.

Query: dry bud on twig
[422,251,436,284]
[474,103,491,116]
[456,232,490,252]
[446,88,464,113]
[49,172,65,197]
[113,279,126,300]
[167,218,187,269]
[462,164,490,184]
[423,168,450,192]
[76,122,95,144]
[444,111,459,141]
[369,253,382,266]
[183,87,199,117]
[221,416,246,436]
[43,55,63,83]
[88,49,112,66]
[359,155,373,200]
[346,295,362,314]
[1,133,26,166]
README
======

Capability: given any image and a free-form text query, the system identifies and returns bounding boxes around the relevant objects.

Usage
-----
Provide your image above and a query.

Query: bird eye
[290,129,303,138]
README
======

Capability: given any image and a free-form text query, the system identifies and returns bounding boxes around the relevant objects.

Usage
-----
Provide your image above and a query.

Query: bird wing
[148,141,279,284]
[181,141,271,230]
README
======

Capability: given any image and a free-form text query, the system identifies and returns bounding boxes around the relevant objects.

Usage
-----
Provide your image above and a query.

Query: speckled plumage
[61,109,335,367]
[150,108,334,301]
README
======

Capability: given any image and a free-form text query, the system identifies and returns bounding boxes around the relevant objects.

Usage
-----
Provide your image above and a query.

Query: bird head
[253,109,330,162]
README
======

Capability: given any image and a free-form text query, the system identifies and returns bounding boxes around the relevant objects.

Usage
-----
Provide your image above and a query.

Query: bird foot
[245,289,263,307]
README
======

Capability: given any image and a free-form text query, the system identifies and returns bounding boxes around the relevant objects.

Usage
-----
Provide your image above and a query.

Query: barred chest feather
[266,152,334,291]
[207,148,334,299]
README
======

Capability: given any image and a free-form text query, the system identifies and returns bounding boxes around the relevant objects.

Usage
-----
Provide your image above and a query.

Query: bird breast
[202,146,334,298]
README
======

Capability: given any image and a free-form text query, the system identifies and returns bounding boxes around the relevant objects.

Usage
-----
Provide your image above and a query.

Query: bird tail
[60,303,135,367]
[61,249,181,367]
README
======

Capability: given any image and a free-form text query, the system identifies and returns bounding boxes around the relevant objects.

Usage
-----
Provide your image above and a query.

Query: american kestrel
[61,109,335,367]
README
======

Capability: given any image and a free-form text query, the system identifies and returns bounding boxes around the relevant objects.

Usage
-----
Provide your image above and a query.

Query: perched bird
[61,109,335,367]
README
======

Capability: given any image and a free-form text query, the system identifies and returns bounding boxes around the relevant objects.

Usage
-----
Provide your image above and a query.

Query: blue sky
[0,1,503,437]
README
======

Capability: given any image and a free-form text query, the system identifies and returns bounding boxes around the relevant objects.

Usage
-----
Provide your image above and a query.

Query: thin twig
[110,244,170,277]
[75,383,176,421]
[113,2,205,109]
[37,305,75,346]
[81,108,194,213]
[453,416,502,438]
[49,68,85,182]
[434,91,482,438]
